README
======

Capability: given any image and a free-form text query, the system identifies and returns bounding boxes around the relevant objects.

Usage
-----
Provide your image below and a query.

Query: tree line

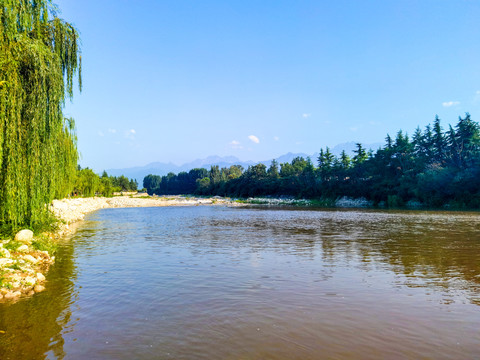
[73,168,138,197]
[144,114,480,209]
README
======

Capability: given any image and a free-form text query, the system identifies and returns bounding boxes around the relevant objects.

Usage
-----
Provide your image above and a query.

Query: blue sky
[57,0,480,171]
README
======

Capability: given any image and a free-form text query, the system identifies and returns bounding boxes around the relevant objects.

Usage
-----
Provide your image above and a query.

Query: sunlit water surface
[1,206,480,359]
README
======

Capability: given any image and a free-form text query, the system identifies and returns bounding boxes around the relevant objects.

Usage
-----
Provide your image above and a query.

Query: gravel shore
[51,195,238,234]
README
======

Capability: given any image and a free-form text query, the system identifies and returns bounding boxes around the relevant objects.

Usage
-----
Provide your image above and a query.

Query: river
[1,206,480,359]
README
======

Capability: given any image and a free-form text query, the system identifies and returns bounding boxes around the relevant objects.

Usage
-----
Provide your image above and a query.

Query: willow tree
[0,0,81,228]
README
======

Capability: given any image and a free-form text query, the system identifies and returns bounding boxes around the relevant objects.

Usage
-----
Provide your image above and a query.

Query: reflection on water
[0,235,77,359]
[1,206,480,359]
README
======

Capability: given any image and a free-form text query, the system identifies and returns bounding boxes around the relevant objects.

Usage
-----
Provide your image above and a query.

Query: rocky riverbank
[0,230,53,301]
[0,195,237,302]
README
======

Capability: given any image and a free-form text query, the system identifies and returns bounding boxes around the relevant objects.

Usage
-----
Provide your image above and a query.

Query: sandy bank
[51,195,238,234]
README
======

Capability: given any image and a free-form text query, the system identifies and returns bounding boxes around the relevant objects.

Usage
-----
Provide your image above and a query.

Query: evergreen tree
[339,150,351,169]
[352,143,368,165]
[432,115,446,163]
[267,159,279,178]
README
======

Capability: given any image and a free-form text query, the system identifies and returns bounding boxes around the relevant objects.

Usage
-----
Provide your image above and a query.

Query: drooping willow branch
[0,0,81,227]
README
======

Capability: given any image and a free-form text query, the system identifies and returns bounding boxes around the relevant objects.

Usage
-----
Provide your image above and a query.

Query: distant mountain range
[106,141,382,184]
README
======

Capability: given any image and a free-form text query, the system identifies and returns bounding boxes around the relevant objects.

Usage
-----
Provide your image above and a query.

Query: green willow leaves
[0,0,81,228]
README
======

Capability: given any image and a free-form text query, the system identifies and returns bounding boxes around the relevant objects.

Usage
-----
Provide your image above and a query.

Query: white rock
[0,258,13,267]
[0,247,10,258]
[14,229,34,244]
[24,276,36,286]
[34,284,45,293]
[16,245,29,253]
[4,292,15,299]
[36,273,46,282]
[23,255,37,263]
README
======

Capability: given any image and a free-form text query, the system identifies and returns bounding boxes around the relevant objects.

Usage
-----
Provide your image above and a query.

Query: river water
[1,206,480,359]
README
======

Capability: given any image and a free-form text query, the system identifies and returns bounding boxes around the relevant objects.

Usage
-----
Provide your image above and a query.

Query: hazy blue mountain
[331,142,383,156]
[106,142,384,184]
[178,155,255,172]
[106,162,180,182]
[272,152,311,164]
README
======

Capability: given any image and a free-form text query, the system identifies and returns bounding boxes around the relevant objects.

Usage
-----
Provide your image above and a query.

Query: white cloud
[442,101,460,107]
[349,126,359,132]
[248,135,260,144]
[274,136,279,141]
[476,90,480,95]
[98,131,104,137]
[229,140,243,149]
[125,129,136,139]
[108,128,117,134]
[302,113,311,118]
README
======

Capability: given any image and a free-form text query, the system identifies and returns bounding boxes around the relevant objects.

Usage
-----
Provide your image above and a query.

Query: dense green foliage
[0,0,81,228]
[144,114,480,209]
[74,168,138,197]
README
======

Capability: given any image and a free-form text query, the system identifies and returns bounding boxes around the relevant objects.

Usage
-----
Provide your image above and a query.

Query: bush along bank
[0,230,56,301]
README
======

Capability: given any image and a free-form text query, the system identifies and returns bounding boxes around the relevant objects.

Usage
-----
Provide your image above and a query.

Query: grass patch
[8,263,21,271]
[0,211,59,239]
[30,213,60,235]
[0,280,12,290]
[310,198,337,207]
[4,240,22,252]
[32,235,58,255]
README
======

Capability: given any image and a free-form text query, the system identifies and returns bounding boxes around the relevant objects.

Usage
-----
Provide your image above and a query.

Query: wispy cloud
[302,113,311,118]
[98,131,104,137]
[274,136,279,141]
[474,91,480,103]
[248,135,260,144]
[108,128,117,134]
[349,126,359,132]
[125,129,136,139]
[229,140,243,149]
[442,101,460,107]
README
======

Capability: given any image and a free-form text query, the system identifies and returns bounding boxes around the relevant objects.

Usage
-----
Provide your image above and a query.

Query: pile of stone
[0,230,52,301]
